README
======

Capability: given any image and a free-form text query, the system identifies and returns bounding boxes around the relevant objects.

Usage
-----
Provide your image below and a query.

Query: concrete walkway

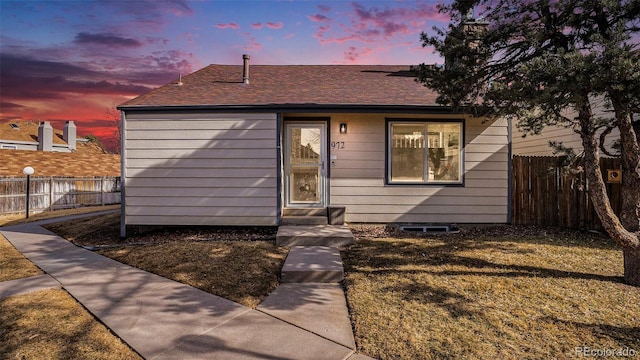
[0,220,371,360]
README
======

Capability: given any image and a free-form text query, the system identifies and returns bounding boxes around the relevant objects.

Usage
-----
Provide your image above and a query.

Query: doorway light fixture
[339,123,347,134]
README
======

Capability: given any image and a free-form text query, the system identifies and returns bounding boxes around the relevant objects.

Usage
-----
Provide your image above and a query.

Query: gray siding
[512,102,624,156]
[512,124,620,156]
[124,112,278,226]
[287,113,509,224]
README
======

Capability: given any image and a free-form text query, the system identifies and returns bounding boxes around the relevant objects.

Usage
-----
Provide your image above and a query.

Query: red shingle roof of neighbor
[119,65,441,108]
[0,150,120,177]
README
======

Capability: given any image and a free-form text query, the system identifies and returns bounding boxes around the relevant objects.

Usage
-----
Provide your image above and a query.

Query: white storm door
[285,123,326,207]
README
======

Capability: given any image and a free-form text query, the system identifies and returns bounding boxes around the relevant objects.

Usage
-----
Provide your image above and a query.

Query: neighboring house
[118,56,510,228]
[512,124,623,157]
[511,104,636,157]
[0,120,92,152]
[0,120,120,176]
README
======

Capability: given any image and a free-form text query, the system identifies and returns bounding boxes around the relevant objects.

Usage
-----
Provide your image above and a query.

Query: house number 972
[331,141,345,150]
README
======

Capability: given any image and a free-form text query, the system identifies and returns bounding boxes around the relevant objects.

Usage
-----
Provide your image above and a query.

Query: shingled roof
[119,65,441,109]
[0,121,67,145]
[0,150,120,177]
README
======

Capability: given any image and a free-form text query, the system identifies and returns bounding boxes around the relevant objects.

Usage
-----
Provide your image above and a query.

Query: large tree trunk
[578,103,640,286]
[624,247,640,286]
[611,95,640,232]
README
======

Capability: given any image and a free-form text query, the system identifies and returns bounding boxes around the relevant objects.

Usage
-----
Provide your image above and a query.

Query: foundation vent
[400,224,460,233]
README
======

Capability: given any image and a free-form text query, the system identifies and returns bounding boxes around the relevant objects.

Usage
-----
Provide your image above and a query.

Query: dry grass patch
[44,211,122,245]
[0,205,119,227]
[99,241,287,308]
[44,212,286,308]
[0,234,42,281]
[344,226,640,360]
[0,288,142,360]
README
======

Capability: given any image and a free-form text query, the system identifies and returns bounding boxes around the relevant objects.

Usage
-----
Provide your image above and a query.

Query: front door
[284,122,326,207]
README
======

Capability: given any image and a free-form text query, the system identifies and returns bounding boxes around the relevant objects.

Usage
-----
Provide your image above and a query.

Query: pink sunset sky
[0,0,449,151]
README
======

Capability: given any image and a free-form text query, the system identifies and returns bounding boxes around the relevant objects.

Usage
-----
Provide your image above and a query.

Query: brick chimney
[37,121,53,151]
[63,121,77,150]
[445,8,488,70]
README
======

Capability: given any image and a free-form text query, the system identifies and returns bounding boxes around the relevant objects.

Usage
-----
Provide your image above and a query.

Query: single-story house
[117,56,511,233]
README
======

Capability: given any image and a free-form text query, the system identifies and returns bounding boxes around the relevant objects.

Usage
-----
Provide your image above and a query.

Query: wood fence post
[49,177,54,211]
[101,177,105,206]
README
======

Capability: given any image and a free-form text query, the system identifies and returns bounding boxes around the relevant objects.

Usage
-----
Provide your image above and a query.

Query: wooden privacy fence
[0,176,121,215]
[512,156,622,229]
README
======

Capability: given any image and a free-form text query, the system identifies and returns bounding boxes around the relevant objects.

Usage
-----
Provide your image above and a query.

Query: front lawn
[100,241,287,308]
[0,234,42,281]
[39,212,640,359]
[43,213,287,308]
[0,289,142,360]
[343,226,640,359]
[0,232,141,360]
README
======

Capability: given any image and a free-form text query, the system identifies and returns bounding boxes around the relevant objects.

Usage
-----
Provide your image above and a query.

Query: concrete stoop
[281,246,344,283]
[280,216,328,225]
[276,225,354,247]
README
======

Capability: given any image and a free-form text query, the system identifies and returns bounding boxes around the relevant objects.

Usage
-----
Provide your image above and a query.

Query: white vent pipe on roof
[242,54,250,84]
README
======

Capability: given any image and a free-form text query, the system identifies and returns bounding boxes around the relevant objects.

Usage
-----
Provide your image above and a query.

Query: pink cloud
[216,23,239,30]
[311,2,449,47]
[351,2,427,37]
[342,46,373,63]
[182,32,197,44]
[239,33,262,52]
[320,35,361,45]
[266,22,283,29]
[251,23,263,29]
[318,4,331,13]
[308,13,334,43]
[308,14,330,23]
[101,1,194,31]
[74,32,142,48]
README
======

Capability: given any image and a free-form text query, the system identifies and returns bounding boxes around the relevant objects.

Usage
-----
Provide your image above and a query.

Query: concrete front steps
[277,213,354,282]
[276,225,354,247]
[269,246,357,351]
[268,217,361,355]
[281,246,344,283]
[281,207,328,226]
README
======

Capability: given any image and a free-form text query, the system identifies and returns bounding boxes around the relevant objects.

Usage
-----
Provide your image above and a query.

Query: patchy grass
[43,211,122,245]
[0,234,42,281]
[0,205,119,227]
[44,213,287,308]
[343,226,640,360]
[100,242,287,308]
[42,211,637,358]
[0,289,142,360]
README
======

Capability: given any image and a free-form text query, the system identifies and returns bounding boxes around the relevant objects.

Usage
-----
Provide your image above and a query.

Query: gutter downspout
[276,113,283,225]
[120,111,127,239]
[507,116,513,224]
